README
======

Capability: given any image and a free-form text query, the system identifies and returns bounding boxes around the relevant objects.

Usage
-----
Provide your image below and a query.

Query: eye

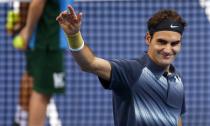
[171,41,180,46]
[157,39,168,45]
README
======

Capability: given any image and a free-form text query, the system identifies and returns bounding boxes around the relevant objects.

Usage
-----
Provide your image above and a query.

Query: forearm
[24,0,46,36]
[19,2,29,27]
[72,44,97,72]
[68,32,97,72]
[68,32,111,80]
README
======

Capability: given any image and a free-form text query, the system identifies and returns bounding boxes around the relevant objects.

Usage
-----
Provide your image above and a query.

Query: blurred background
[0,0,210,126]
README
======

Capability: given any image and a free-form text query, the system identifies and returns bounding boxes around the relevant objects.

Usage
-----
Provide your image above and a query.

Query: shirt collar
[143,53,176,78]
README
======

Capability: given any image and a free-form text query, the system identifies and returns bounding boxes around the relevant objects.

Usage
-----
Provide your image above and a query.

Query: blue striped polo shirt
[99,53,185,126]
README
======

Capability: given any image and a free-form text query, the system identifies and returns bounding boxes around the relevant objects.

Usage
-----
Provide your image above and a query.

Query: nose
[163,44,172,54]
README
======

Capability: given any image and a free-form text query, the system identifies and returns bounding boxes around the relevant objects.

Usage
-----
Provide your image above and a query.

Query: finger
[56,11,66,21]
[56,14,64,23]
[77,12,83,23]
[61,11,73,20]
[56,14,62,21]
[67,5,77,17]
[56,17,64,24]
[59,15,74,27]
[63,10,69,15]
[61,11,79,25]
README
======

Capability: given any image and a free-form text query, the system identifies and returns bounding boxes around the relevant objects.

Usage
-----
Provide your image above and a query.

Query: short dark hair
[147,9,187,36]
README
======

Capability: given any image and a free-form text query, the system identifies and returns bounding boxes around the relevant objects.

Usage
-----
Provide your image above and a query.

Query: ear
[145,32,151,46]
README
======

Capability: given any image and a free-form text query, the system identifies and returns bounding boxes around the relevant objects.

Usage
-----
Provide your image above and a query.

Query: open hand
[56,5,83,36]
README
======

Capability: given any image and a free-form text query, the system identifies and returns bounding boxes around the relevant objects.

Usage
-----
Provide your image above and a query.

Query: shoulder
[110,57,145,73]
[110,56,146,82]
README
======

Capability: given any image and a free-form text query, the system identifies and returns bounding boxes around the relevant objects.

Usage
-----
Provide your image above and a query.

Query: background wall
[0,0,210,126]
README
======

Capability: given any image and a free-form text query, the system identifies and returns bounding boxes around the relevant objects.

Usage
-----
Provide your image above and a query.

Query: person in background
[6,0,68,126]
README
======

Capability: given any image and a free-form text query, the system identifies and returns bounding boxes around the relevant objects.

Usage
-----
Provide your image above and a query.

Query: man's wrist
[67,32,84,51]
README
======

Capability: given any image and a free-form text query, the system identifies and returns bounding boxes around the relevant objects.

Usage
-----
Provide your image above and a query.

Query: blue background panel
[0,0,210,126]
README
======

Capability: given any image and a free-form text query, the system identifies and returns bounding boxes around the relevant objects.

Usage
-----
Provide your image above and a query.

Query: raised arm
[56,5,111,81]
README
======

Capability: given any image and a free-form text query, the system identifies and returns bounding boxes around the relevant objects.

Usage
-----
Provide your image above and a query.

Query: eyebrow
[157,38,180,43]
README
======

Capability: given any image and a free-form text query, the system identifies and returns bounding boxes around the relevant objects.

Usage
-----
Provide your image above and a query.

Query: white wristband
[67,32,85,52]
[69,40,84,51]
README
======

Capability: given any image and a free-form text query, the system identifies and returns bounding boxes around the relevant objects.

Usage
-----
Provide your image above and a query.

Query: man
[57,5,186,126]
[6,1,65,126]
[13,0,68,126]
[6,2,32,125]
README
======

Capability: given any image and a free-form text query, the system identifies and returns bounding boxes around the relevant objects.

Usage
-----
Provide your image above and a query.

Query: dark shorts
[26,49,65,95]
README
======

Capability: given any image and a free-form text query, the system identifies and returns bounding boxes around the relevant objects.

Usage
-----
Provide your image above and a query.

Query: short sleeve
[99,59,143,97]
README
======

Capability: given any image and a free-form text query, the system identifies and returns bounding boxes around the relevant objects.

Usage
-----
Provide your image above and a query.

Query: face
[146,31,182,68]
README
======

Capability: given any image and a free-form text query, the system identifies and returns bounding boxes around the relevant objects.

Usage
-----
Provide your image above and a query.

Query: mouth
[161,53,173,59]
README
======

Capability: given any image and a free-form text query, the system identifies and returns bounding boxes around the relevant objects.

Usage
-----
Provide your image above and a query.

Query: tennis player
[57,5,186,126]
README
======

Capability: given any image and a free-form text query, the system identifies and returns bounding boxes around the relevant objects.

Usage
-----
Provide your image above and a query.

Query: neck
[164,66,170,73]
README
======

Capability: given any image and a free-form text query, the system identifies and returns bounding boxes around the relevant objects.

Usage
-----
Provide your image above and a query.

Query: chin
[163,60,173,66]
[158,59,173,67]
